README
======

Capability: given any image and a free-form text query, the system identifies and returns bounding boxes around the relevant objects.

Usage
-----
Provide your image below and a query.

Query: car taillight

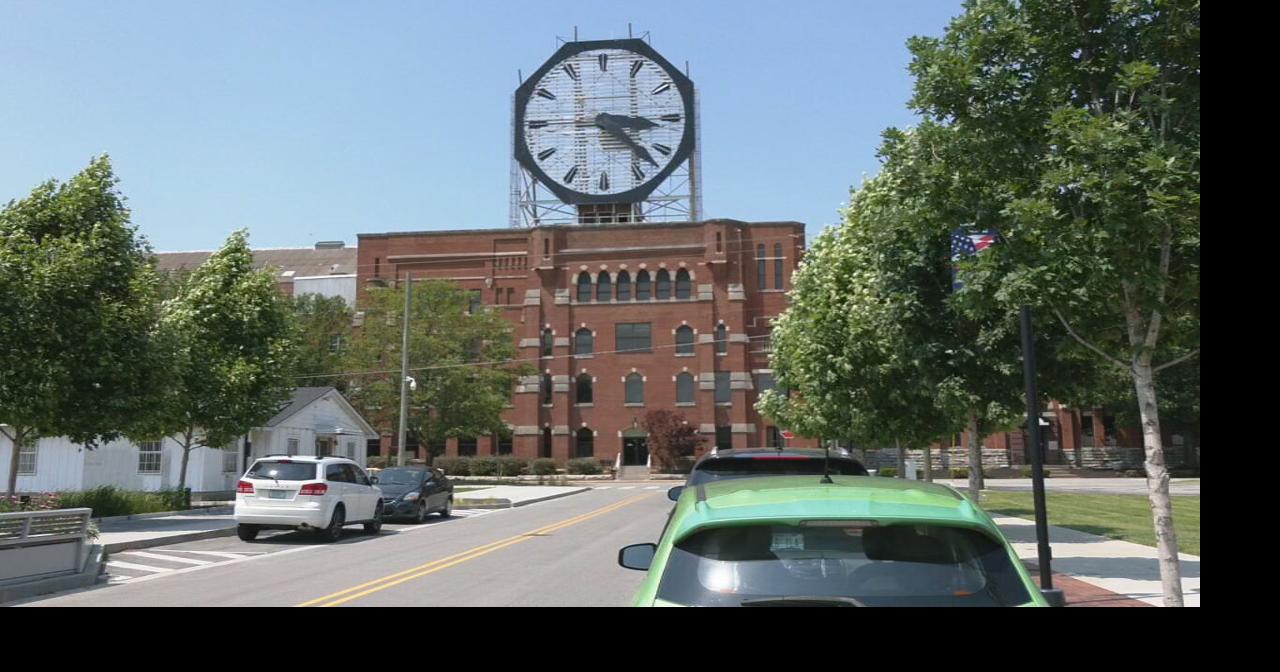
[298,483,328,496]
[237,480,255,494]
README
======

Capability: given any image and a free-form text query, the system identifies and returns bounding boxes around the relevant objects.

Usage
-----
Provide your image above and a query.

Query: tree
[0,156,169,496]
[289,294,354,390]
[343,280,526,462]
[137,230,297,492]
[905,0,1199,606]
[643,410,705,473]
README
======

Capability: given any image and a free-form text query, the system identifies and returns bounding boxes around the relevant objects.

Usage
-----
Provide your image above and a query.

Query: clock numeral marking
[651,82,672,95]
[563,166,579,183]
[537,147,557,161]
[653,143,672,156]
[630,60,643,78]
[536,88,556,100]
[659,114,682,122]
[599,172,610,191]
[598,53,608,71]
[632,163,646,181]
[563,63,579,81]
[527,120,549,129]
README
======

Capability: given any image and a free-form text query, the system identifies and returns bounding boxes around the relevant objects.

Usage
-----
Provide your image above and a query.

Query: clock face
[514,39,695,205]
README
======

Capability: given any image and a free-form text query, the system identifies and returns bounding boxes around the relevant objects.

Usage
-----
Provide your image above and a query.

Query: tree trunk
[1133,358,1184,607]
[895,438,905,478]
[178,429,194,494]
[967,409,984,501]
[4,426,27,498]
[923,444,933,482]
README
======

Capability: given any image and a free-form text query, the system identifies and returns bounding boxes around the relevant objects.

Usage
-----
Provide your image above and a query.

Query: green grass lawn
[980,491,1200,556]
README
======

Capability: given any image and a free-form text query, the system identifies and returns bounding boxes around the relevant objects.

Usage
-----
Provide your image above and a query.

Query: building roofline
[358,219,806,240]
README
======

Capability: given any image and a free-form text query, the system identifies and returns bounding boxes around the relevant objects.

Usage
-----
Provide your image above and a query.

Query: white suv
[235,456,384,542]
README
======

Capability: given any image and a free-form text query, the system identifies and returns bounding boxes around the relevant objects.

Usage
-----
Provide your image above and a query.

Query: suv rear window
[247,461,318,481]
[689,457,867,486]
[657,523,1032,607]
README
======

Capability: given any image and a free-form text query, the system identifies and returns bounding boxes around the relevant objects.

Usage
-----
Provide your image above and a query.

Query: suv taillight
[298,483,328,496]
[237,480,255,494]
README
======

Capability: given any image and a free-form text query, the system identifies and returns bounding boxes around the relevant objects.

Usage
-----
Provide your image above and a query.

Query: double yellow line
[298,492,654,607]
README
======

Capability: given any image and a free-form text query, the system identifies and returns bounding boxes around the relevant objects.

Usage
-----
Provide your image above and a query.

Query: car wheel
[439,497,452,518]
[237,524,260,542]
[319,505,345,543]
[364,504,383,535]
[415,501,428,524]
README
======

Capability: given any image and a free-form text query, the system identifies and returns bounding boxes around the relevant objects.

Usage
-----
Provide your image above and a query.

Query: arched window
[757,243,767,289]
[774,244,784,290]
[635,270,651,300]
[715,324,728,355]
[575,328,593,355]
[675,325,695,355]
[616,270,631,301]
[577,272,592,303]
[541,328,554,357]
[676,373,695,404]
[576,374,593,404]
[655,269,671,299]
[575,428,594,459]
[596,272,611,302]
[542,374,553,405]
[675,268,691,299]
[625,373,644,405]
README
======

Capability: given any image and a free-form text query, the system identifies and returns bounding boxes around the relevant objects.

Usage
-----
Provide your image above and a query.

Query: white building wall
[292,275,356,307]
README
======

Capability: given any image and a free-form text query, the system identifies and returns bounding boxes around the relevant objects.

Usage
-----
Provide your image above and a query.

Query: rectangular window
[468,290,482,315]
[774,244,785,290]
[367,438,382,458]
[346,441,357,459]
[715,372,732,405]
[138,440,163,474]
[222,449,238,473]
[767,426,782,448]
[715,426,732,452]
[287,438,300,456]
[17,437,38,475]
[616,322,652,352]
[328,334,345,354]
[458,437,478,457]
[498,435,514,455]
[757,373,776,393]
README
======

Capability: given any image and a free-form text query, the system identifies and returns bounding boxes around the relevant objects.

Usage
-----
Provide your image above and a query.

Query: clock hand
[595,112,659,131]
[594,114,660,167]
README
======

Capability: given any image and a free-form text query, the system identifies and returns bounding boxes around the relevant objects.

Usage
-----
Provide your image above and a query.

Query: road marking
[106,561,171,573]
[644,486,660,490]
[618,486,636,490]
[121,551,212,566]
[298,493,656,607]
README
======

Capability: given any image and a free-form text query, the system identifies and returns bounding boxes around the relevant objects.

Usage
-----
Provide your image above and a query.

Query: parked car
[234,456,383,542]
[620,475,1049,607]
[666,447,868,502]
[374,466,454,523]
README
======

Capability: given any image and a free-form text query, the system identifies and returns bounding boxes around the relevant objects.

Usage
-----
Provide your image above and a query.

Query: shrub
[531,458,558,476]
[566,458,602,475]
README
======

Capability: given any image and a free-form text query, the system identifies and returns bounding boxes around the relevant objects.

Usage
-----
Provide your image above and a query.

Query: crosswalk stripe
[643,486,660,490]
[618,486,636,490]
[121,551,213,566]
[106,560,171,573]
[162,550,260,559]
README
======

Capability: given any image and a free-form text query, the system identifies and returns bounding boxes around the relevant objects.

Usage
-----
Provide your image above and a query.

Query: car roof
[253,455,354,463]
[669,475,991,542]
[696,447,861,462]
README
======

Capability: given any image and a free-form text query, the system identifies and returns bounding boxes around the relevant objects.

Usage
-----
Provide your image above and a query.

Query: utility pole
[396,273,412,467]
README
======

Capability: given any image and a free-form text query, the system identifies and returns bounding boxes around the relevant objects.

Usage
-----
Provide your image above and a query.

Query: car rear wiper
[739,596,867,607]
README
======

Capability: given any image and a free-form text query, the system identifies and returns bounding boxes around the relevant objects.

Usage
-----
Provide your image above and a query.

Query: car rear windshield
[656,523,1032,607]
[246,461,318,481]
[688,457,867,486]
[376,468,425,486]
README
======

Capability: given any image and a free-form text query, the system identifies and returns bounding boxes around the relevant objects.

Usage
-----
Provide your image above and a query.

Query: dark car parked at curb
[666,447,870,502]
[375,467,454,523]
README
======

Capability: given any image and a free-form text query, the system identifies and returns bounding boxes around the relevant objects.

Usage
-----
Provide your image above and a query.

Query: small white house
[1,387,378,495]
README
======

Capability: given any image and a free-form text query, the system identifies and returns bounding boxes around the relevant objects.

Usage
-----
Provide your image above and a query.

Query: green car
[618,475,1050,607]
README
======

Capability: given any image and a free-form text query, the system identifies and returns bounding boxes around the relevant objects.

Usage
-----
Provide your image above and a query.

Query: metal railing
[0,508,92,549]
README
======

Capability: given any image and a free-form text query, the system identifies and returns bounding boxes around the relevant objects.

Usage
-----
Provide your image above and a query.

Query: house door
[623,437,648,466]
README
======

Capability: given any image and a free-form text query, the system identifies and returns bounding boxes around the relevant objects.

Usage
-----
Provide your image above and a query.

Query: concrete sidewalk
[993,515,1200,607]
[938,477,1200,496]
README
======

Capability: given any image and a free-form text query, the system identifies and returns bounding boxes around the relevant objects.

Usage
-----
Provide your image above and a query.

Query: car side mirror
[618,543,657,571]
[667,486,685,502]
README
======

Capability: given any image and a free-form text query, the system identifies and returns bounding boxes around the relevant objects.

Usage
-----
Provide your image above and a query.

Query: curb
[102,526,238,554]
[94,506,234,525]
[455,487,590,509]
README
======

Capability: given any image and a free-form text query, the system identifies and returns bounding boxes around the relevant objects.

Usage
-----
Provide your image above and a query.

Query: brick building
[356,219,816,465]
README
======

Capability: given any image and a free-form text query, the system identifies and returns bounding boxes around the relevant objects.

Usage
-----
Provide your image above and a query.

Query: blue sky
[0,1,964,251]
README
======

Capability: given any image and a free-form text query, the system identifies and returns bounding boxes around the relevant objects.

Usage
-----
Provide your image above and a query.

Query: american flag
[950,229,999,291]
